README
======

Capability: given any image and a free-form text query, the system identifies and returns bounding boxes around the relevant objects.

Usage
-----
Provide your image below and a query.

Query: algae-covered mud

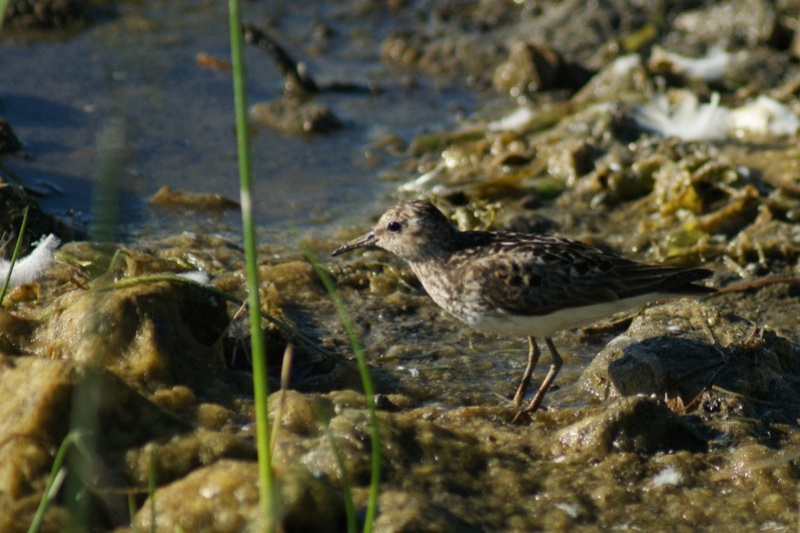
[3,0,800,531]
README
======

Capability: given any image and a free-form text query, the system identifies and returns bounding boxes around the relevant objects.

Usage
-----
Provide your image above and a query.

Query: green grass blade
[148,447,157,533]
[314,403,357,533]
[28,430,85,533]
[128,491,138,533]
[89,119,125,244]
[305,250,381,533]
[227,0,274,526]
[0,0,9,32]
[0,205,30,305]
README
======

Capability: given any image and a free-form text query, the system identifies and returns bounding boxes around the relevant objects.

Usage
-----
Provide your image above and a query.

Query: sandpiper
[332,200,714,421]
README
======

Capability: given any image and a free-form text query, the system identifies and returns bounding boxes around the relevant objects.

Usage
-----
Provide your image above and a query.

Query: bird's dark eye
[387,221,402,233]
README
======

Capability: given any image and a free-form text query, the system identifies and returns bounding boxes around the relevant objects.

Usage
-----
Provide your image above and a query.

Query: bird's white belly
[460,293,673,338]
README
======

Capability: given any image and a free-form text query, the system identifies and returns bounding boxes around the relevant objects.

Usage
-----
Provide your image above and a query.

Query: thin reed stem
[227,0,274,524]
[306,250,381,533]
[0,206,29,305]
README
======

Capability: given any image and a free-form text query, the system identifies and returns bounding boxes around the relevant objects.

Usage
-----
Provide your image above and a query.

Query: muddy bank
[2,0,800,531]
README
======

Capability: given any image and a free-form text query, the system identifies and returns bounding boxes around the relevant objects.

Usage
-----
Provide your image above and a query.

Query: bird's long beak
[331,231,377,256]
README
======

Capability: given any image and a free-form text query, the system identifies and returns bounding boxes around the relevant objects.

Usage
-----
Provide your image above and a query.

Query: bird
[331,199,714,421]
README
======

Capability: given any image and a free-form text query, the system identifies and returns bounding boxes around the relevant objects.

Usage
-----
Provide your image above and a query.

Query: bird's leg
[512,336,562,423]
[513,337,540,407]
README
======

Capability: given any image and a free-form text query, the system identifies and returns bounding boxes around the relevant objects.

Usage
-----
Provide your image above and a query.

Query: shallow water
[1,0,474,241]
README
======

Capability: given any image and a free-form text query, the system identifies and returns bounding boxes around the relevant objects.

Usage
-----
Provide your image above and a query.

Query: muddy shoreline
[3,0,800,531]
